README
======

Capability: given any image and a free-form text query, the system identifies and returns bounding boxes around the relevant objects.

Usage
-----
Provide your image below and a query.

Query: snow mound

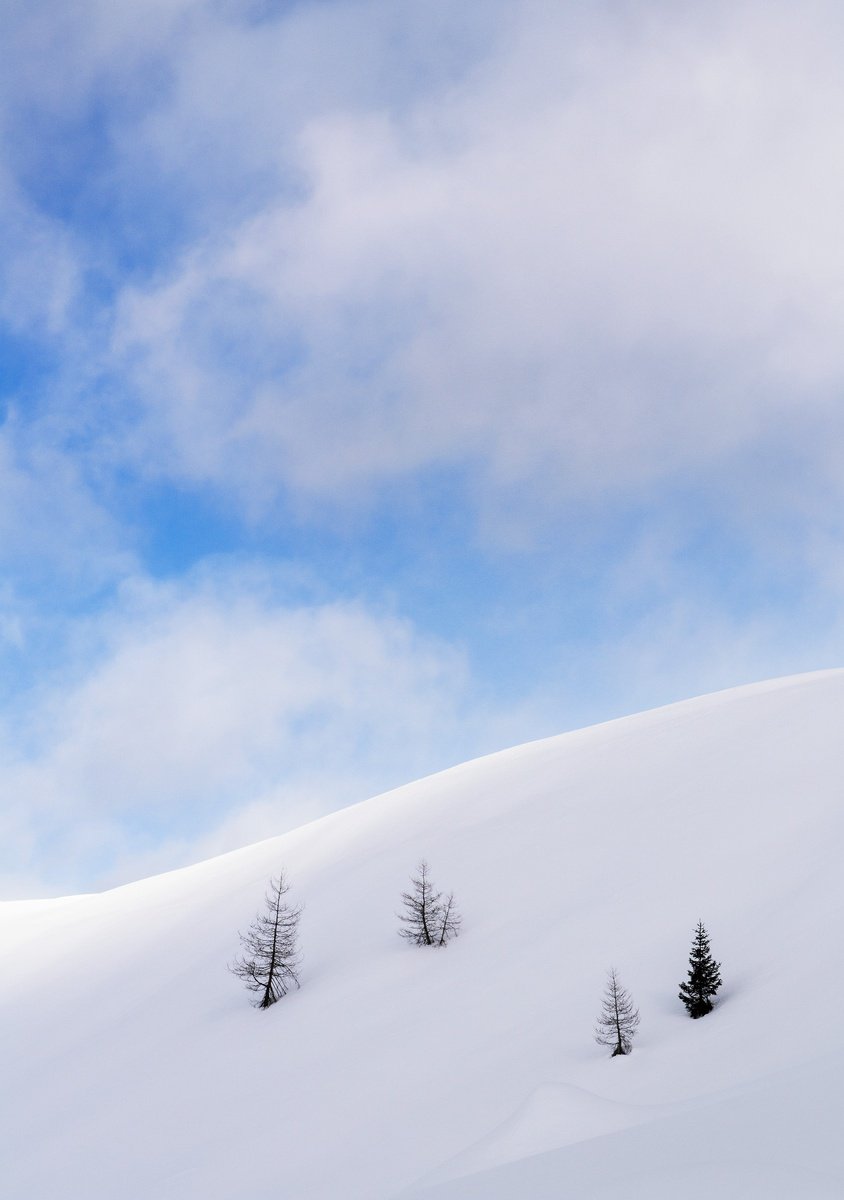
[417,1082,667,1186]
[2,669,844,1199]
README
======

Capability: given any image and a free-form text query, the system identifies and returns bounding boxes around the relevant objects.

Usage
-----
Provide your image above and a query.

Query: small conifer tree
[595,968,640,1056]
[398,861,460,947]
[679,921,722,1018]
[437,892,462,946]
[230,871,302,1008]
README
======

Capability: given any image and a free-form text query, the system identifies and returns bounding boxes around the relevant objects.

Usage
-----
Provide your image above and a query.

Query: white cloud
[0,566,489,892]
[0,165,79,336]
[7,0,844,530]
[105,0,844,523]
[0,419,136,650]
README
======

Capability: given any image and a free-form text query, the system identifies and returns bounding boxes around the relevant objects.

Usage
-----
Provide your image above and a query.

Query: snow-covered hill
[2,670,844,1199]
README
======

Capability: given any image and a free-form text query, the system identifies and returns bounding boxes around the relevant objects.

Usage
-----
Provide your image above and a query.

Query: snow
[2,669,844,1198]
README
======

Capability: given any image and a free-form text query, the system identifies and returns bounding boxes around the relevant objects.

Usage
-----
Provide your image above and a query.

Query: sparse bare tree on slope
[398,860,461,947]
[595,968,640,1056]
[437,892,461,945]
[230,871,302,1008]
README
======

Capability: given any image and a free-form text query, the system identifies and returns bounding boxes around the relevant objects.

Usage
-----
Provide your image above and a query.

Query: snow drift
[2,669,843,1198]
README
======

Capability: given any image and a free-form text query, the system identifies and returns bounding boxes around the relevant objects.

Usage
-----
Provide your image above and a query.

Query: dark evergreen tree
[230,871,302,1008]
[679,921,722,1018]
[398,861,460,947]
[595,968,640,1056]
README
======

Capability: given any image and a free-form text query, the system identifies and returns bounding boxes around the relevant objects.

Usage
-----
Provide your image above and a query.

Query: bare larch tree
[437,892,462,946]
[230,871,302,1008]
[398,860,461,947]
[595,968,640,1056]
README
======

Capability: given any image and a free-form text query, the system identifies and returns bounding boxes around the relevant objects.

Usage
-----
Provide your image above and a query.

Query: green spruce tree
[679,921,722,1018]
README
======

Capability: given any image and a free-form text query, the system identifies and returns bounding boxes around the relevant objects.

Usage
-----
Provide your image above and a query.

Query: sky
[3,0,844,896]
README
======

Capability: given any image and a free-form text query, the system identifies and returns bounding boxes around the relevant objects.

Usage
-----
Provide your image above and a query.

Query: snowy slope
[2,670,844,1199]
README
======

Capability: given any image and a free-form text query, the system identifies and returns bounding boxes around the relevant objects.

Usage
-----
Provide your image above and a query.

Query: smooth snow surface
[2,670,844,1199]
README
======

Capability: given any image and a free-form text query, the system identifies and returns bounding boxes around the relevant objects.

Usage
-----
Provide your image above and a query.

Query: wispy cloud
[103,1,844,523]
[0,565,491,894]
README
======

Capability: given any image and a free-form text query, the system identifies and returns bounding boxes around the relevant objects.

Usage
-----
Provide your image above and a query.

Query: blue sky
[3,0,844,894]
